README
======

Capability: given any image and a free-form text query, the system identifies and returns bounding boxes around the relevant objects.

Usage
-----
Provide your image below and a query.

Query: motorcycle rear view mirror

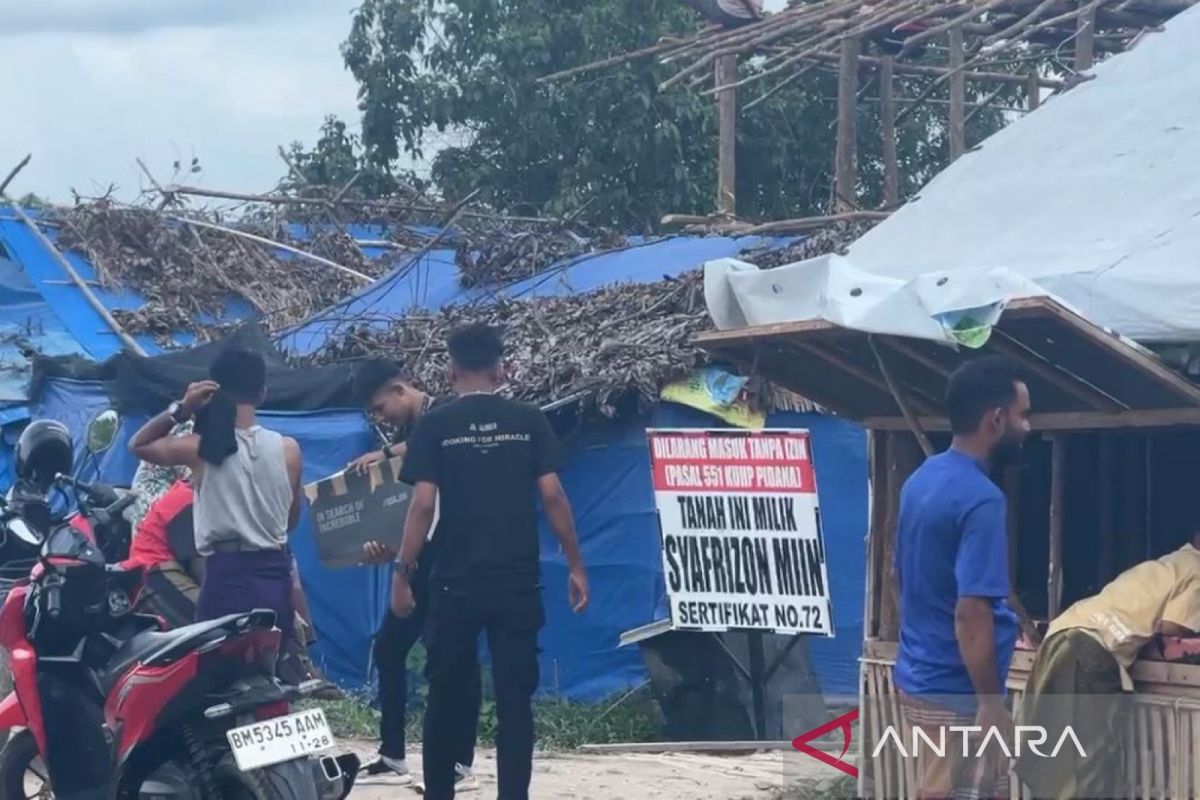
[86,409,120,455]
[7,517,40,547]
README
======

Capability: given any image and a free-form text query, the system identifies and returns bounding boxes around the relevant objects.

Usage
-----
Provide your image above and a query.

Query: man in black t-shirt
[393,325,589,800]
[350,359,481,790]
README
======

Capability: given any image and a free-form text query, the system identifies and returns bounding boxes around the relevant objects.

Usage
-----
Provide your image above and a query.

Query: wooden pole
[880,57,899,209]
[1027,71,1042,110]
[1076,3,1096,71]
[948,26,967,162]
[1004,466,1021,589]
[834,37,860,212]
[1098,437,1116,583]
[716,54,738,216]
[1,198,147,356]
[869,336,932,457]
[865,431,882,640]
[1048,436,1066,618]
[878,432,901,641]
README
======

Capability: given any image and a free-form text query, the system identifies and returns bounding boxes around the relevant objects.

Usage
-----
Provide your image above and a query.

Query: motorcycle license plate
[226,708,335,771]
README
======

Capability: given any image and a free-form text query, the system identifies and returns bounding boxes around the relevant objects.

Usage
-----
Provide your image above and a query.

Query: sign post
[646,428,835,739]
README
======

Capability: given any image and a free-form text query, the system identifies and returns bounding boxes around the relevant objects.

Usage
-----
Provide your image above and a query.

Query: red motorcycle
[0,427,359,799]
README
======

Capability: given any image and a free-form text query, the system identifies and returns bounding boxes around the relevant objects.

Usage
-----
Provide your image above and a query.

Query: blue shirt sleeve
[955,495,1010,598]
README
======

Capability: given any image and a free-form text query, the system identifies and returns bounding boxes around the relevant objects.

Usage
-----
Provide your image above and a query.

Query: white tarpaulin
[705,255,1049,346]
[708,4,1200,343]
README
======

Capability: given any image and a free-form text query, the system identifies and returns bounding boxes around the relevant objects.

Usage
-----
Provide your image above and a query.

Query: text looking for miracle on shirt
[894,448,1019,702]
[399,394,563,589]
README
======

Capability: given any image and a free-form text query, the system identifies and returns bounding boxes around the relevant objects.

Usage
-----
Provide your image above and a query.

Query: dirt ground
[346,739,840,799]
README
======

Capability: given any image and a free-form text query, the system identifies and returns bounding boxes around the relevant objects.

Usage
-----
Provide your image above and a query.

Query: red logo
[791,708,858,778]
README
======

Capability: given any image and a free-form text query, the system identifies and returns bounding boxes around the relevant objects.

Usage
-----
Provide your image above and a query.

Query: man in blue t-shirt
[894,356,1030,798]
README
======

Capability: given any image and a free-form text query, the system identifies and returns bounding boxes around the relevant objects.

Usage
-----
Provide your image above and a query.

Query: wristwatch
[168,401,190,424]
[394,558,419,578]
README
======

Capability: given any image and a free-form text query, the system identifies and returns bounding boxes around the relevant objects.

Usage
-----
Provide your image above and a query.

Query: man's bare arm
[538,474,583,570]
[956,597,1002,700]
[390,482,437,615]
[538,473,589,612]
[129,381,217,468]
[129,413,200,468]
[397,481,437,567]
[283,437,303,532]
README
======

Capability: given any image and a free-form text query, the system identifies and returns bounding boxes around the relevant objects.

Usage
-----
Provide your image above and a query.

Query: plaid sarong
[898,692,1011,800]
[1014,630,1125,799]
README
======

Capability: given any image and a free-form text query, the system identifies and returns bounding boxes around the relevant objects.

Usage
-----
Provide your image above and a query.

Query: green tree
[281,115,417,199]
[341,0,1016,230]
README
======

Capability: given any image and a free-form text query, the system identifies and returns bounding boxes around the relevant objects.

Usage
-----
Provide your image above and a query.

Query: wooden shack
[697,296,1200,798]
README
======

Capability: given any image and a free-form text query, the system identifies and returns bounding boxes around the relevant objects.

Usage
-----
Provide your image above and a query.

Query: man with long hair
[129,347,302,646]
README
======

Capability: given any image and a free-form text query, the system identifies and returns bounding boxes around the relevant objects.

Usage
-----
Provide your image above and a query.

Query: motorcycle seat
[99,610,276,696]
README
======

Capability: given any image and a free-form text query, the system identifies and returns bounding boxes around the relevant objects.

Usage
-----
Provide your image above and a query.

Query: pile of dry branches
[739,218,880,268]
[53,200,396,341]
[47,186,647,344]
[455,228,630,288]
[303,271,712,415]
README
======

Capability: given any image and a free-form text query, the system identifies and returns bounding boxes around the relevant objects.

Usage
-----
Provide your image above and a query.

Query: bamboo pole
[165,216,373,284]
[716,54,738,216]
[948,26,967,161]
[0,197,147,356]
[1027,71,1043,110]
[835,37,860,212]
[898,0,1013,56]
[880,58,899,209]
[790,51,1066,88]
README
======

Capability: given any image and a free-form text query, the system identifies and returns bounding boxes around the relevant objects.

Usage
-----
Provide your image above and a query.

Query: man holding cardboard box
[351,359,481,791]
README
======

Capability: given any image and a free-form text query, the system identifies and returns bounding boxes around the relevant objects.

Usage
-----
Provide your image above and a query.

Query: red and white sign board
[647,429,834,637]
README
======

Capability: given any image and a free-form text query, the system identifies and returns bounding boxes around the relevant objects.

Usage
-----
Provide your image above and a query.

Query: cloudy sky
[3,0,362,201]
[4,0,789,203]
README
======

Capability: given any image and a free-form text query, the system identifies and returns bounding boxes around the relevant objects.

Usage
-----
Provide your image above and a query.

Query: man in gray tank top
[129,348,304,654]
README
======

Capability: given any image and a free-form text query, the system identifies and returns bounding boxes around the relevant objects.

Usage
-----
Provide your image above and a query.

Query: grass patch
[304,693,380,740]
[306,682,663,751]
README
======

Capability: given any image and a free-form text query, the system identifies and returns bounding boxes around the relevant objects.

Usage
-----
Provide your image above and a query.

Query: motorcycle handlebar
[55,474,130,514]
[107,493,137,517]
[45,583,62,619]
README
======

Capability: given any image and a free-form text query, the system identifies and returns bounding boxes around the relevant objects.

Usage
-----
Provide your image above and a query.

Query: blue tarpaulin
[33,377,867,698]
[2,213,869,700]
[280,235,787,356]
